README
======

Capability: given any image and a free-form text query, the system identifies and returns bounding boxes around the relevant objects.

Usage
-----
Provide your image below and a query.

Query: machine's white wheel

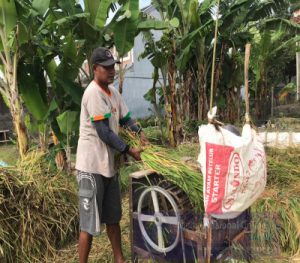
[137,186,180,253]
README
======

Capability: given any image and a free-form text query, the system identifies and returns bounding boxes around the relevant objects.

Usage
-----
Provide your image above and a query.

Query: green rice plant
[119,164,140,193]
[251,184,300,258]
[121,129,203,211]
[266,148,300,189]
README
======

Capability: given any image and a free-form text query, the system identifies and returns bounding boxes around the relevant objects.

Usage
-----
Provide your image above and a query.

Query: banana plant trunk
[0,21,29,159]
[160,68,175,146]
[182,69,192,121]
[213,43,226,99]
[11,103,29,159]
[118,59,126,94]
[167,40,182,146]
[3,54,29,159]
[151,84,165,144]
[225,88,239,123]
[255,70,269,120]
[197,63,208,120]
[51,131,66,171]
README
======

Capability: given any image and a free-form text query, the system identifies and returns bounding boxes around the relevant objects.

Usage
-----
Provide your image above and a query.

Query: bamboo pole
[244,44,251,123]
[271,86,274,118]
[209,0,221,114]
[296,42,300,102]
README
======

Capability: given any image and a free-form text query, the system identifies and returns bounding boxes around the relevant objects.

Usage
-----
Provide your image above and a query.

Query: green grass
[169,143,199,159]
[119,163,139,193]
[143,126,168,144]
[0,143,18,165]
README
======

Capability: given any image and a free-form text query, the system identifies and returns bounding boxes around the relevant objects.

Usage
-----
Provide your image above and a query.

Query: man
[76,47,147,263]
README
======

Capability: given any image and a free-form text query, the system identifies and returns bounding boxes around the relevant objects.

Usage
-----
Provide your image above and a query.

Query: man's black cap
[90,47,120,67]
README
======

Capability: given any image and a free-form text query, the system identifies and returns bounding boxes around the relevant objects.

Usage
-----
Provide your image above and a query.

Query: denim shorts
[77,171,122,236]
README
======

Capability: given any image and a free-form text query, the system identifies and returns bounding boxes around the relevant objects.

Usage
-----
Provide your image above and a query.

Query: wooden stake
[244,44,251,123]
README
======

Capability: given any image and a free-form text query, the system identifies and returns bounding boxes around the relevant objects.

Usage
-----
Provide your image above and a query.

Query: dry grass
[0,144,18,165]
[0,151,78,262]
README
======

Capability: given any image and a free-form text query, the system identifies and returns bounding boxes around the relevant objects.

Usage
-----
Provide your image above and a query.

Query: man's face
[93,64,115,84]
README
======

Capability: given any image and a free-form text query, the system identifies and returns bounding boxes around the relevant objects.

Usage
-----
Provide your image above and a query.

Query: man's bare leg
[79,231,93,263]
[106,223,125,263]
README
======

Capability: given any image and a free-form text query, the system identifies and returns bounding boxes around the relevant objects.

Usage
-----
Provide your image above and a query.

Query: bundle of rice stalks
[121,129,203,210]
[251,148,300,258]
[0,151,78,262]
[266,147,300,187]
[251,187,300,257]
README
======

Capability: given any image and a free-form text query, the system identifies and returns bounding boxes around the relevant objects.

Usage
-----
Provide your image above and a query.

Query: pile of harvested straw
[0,151,78,262]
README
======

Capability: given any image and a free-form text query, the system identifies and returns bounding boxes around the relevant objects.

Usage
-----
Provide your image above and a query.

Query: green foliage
[121,129,203,210]
[138,19,170,30]
[183,119,206,135]
[0,0,17,42]
[137,116,157,128]
[155,0,298,124]
[114,0,139,57]
[278,83,297,102]
[32,0,50,16]
[119,164,139,192]
[56,111,79,135]
[18,62,49,121]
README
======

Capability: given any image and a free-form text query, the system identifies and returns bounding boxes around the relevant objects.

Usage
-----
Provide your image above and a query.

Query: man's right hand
[128,147,142,161]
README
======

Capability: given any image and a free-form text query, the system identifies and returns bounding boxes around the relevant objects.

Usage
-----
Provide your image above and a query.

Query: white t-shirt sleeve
[85,88,111,122]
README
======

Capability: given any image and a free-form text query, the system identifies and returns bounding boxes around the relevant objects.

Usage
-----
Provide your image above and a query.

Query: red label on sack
[205,143,234,214]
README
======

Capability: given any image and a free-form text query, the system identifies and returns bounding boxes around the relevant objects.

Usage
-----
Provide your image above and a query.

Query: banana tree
[190,0,298,122]
[0,0,86,159]
[141,25,181,146]
[0,0,30,158]
[250,25,300,120]
[141,0,198,146]
[211,0,257,122]
[139,20,179,134]
[140,0,216,144]
[25,2,88,165]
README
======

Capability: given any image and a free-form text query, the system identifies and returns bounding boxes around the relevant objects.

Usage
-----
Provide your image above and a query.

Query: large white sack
[197,123,267,219]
